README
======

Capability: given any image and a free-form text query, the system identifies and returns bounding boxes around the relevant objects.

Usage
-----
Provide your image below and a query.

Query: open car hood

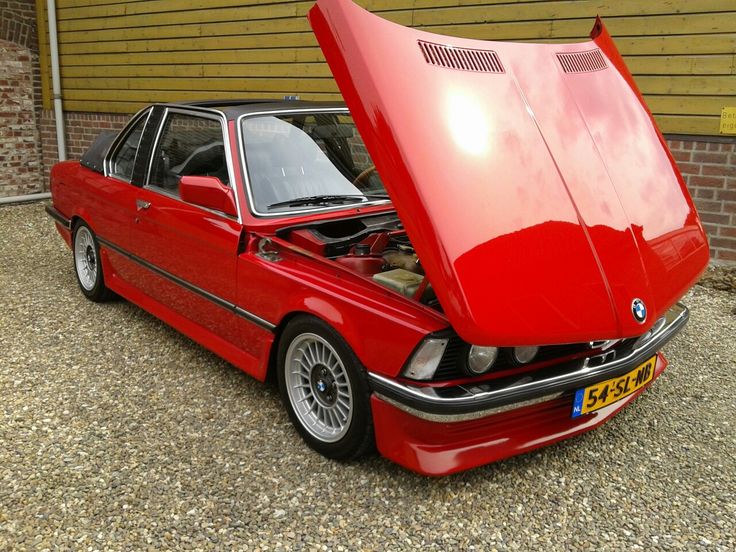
[309,0,709,345]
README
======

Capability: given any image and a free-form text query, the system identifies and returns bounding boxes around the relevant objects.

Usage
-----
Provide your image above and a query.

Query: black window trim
[104,107,152,184]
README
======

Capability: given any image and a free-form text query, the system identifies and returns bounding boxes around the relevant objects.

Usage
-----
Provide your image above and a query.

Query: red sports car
[46,0,708,475]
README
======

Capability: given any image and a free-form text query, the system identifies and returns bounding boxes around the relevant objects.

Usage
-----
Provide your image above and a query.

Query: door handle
[136,199,151,211]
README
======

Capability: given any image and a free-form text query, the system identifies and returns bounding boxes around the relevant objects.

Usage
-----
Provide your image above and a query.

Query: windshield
[240,112,389,214]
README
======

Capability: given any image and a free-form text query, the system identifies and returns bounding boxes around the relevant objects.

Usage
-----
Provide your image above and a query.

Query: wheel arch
[263,289,436,384]
[265,310,311,384]
[70,214,83,230]
[265,306,366,384]
[69,207,95,233]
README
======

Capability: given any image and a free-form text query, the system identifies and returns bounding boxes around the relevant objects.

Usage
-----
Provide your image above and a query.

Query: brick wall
[0,0,43,197]
[39,110,129,181]
[0,1,36,49]
[0,0,41,119]
[0,39,42,197]
[668,138,736,263]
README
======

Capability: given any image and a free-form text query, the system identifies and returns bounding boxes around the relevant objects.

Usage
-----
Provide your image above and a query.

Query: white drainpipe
[0,192,51,205]
[47,0,66,162]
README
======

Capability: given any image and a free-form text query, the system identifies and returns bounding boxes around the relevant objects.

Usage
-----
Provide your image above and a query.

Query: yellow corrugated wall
[36,0,736,135]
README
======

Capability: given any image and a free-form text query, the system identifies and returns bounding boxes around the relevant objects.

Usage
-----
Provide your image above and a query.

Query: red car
[46,0,709,475]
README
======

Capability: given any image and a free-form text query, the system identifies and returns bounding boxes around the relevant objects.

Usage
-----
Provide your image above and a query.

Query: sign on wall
[720,107,736,135]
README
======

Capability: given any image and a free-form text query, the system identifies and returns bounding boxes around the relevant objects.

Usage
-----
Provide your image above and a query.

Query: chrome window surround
[144,106,242,223]
[104,107,152,183]
[236,108,392,218]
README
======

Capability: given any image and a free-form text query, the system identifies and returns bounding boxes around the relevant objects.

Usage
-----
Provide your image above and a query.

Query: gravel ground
[1,202,734,551]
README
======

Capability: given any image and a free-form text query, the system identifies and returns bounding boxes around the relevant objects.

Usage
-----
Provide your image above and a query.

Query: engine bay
[280,213,438,308]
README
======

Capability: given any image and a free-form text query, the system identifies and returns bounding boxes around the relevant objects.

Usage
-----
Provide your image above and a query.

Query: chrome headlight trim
[512,345,539,364]
[466,345,499,375]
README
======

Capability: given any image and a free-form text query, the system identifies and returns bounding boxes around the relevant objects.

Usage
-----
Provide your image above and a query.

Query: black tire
[277,315,374,461]
[72,221,113,302]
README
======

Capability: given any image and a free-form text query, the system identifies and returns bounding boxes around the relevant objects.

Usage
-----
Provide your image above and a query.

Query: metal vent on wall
[557,49,607,73]
[419,40,505,73]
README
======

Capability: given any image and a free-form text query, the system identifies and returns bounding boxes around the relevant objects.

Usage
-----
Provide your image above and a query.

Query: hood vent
[419,40,504,73]
[557,49,607,73]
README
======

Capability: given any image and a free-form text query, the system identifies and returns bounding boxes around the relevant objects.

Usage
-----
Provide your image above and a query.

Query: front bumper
[370,303,687,417]
[369,304,687,475]
[372,353,667,476]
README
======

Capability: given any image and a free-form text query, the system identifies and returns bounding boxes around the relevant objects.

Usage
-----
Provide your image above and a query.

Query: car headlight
[466,345,499,375]
[512,346,539,364]
[401,337,448,380]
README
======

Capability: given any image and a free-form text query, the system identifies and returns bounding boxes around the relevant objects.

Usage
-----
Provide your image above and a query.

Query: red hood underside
[309,0,709,345]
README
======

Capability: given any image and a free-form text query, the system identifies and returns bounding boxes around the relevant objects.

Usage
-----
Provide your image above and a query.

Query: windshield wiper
[267,194,390,209]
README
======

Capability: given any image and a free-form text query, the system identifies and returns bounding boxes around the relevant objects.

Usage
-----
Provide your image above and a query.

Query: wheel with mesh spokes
[73,221,112,302]
[277,316,373,460]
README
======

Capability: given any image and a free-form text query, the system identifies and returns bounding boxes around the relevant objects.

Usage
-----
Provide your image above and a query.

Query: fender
[237,235,448,379]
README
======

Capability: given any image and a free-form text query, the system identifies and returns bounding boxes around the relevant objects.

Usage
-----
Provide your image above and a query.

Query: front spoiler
[369,304,688,417]
[371,354,667,476]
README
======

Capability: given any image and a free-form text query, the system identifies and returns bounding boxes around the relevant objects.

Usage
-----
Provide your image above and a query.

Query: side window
[148,113,228,197]
[109,112,148,182]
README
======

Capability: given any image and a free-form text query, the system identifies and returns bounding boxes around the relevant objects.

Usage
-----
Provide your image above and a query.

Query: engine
[282,214,437,306]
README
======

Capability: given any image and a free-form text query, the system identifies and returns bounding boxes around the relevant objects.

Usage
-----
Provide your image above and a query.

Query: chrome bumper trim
[369,304,688,416]
[375,392,565,423]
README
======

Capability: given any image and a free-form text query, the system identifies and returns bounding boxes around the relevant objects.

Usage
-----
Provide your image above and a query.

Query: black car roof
[169,99,347,120]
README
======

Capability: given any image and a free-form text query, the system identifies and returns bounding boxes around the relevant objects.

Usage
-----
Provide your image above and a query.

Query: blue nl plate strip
[571,388,585,418]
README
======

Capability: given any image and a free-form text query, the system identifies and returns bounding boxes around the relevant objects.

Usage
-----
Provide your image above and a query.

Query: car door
[89,107,154,283]
[128,107,244,348]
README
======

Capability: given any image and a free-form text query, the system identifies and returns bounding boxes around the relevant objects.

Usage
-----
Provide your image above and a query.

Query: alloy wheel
[74,225,98,291]
[284,332,354,443]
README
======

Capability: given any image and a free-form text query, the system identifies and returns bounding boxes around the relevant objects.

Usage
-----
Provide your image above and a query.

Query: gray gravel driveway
[1,202,734,550]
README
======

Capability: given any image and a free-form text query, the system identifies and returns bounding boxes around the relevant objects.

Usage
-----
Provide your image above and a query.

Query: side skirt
[99,247,275,382]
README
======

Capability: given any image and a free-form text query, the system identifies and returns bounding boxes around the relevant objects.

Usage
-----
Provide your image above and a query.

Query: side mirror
[179,175,238,217]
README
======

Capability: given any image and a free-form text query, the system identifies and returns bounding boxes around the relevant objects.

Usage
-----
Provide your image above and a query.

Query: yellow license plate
[572,356,656,418]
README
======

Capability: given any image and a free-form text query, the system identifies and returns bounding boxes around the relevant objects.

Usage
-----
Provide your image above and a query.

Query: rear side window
[109,113,148,182]
[148,113,228,197]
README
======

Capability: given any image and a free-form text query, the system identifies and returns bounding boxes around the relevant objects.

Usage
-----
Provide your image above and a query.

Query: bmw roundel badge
[631,298,647,323]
